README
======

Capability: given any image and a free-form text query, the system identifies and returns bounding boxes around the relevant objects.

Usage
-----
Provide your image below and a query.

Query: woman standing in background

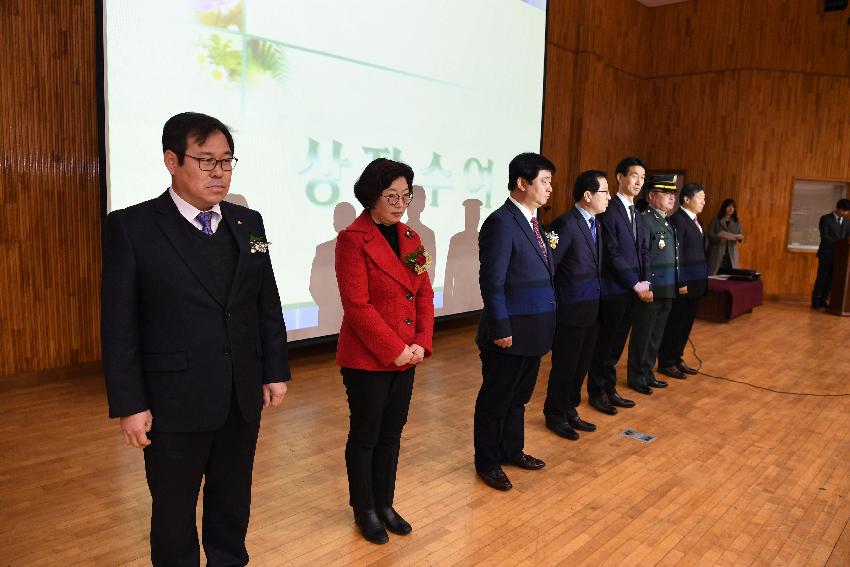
[706,198,744,275]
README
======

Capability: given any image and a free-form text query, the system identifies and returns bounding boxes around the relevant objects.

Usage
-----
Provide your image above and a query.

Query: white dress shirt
[169,187,222,234]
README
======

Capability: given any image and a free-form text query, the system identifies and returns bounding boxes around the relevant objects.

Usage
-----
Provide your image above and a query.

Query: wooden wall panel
[642,1,850,296]
[2,0,849,376]
[0,0,101,375]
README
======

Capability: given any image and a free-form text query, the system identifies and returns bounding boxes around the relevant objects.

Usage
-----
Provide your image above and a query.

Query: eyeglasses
[381,193,414,206]
[184,154,238,171]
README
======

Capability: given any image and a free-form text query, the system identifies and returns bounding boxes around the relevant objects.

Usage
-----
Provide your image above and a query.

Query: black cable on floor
[688,338,850,397]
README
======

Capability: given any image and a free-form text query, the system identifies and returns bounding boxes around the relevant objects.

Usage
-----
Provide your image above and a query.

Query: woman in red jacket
[335,158,435,544]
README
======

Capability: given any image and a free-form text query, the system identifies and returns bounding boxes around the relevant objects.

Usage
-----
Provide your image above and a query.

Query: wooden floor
[1,302,849,566]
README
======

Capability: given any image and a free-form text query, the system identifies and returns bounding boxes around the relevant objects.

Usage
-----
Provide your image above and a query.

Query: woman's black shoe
[354,509,389,544]
[377,506,412,535]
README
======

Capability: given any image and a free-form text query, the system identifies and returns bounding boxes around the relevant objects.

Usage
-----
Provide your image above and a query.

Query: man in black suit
[658,183,708,379]
[811,198,850,309]
[544,170,610,440]
[102,112,291,566]
[474,152,557,491]
[586,157,651,416]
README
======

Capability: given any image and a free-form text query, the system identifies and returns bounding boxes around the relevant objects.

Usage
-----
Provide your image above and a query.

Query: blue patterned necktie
[589,216,597,243]
[196,211,214,236]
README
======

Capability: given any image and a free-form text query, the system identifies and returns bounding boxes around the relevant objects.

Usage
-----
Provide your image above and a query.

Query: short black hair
[162,112,234,165]
[572,170,607,201]
[615,156,647,177]
[837,198,850,211]
[716,198,738,221]
[507,152,556,191]
[679,183,704,204]
[353,158,414,209]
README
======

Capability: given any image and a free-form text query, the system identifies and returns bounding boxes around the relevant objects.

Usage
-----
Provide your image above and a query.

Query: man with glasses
[543,170,611,441]
[102,112,291,565]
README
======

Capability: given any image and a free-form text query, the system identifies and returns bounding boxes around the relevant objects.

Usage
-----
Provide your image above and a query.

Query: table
[696,278,763,322]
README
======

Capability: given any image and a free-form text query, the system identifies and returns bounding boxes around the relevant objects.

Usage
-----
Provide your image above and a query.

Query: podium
[827,238,850,316]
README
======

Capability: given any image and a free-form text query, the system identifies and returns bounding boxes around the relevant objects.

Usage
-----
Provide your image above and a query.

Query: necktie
[629,205,637,241]
[693,215,702,233]
[196,211,214,236]
[530,217,548,260]
[589,216,597,243]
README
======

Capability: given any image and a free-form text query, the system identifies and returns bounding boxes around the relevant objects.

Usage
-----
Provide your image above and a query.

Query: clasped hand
[393,343,426,366]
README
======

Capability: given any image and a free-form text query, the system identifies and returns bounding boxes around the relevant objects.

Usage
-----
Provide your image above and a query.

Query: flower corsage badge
[403,246,433,276]
[545,231,559,250]
[249,234,270,254]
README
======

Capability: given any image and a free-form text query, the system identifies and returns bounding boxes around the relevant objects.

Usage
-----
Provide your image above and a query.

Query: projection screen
[102,0,548,341]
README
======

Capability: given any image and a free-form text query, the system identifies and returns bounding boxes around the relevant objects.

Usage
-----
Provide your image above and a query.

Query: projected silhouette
[443,198,483,314]
[405,185,437,285]
[223,193,249,208]
[309,202,357,335]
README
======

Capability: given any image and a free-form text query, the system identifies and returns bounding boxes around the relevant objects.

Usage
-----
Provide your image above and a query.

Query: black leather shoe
[628,382,653,395]
[546,419,579,440]
[647,378,668,388]
[658,366,686,379]
[677,362,698,375]
[377,507,412,535]
[503,453,545,470]
[589,395,617,415]
[478,468,512,491]
[567,415,596,432]
[609,391,636,408]
[354,509,389,544]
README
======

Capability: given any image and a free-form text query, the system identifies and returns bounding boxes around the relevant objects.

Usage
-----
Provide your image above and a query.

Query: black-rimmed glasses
[184,154,238,171]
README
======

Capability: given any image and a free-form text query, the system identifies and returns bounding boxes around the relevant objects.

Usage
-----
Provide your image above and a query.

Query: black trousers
[473,350,541,472]
[544,323,599,421]
[627,298,673,388]
[143,395,260,567]
[588,296,635,397]
[342,367,414,512]
[658,296,700,368]
[811,256,834,306]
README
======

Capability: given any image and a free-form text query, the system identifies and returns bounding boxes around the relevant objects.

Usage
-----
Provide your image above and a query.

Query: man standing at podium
[811,199,850,309]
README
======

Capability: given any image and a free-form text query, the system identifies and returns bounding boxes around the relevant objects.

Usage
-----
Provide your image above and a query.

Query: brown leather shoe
[677,362,698,375]
[503,453,545,470]
[478,468,512,491]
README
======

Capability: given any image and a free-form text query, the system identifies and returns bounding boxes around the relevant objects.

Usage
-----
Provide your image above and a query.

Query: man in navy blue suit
[544,170,611,440]
[474,152,557,491]
[587,157,651,416]
[658,183,708,379]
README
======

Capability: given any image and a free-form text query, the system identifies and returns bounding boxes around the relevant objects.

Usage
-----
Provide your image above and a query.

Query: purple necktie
[530,217,548,260]
[196,211,214,236]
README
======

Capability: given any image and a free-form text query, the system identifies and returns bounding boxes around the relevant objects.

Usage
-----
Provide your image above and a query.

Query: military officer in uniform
[627,174,684,395]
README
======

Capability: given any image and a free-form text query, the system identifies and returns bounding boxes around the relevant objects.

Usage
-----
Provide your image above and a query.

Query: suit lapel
[220,201,250,307]
[505,200,551,274]
[572,207,598,266]
[154,192,224,306]
[357,214,416,291]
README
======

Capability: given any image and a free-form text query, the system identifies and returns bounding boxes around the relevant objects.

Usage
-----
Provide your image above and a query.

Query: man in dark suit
[586,157,651,416]
[658,183,708,379]
[543,170,610,440]
[627,174,682,395]
[474,152,557,491]
[811,198,850,309]
[102,112,291,566]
